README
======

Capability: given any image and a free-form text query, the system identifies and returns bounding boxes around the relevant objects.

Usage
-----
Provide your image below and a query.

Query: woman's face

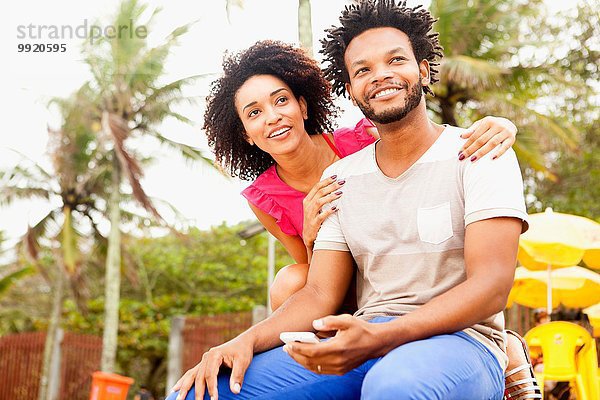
[235,74,308,156]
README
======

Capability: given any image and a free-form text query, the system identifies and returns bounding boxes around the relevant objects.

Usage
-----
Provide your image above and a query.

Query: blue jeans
[167,317,504,400]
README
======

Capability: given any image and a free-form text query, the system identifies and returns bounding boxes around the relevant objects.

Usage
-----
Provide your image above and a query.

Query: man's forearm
[240,283,340,353]
[240,249,353,352]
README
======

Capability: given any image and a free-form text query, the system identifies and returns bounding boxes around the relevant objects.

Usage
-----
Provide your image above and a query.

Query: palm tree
[82,0,213,372]
[429,0,579,176]
[225,0,314,53]
[0,85,111,400]
[298,0,313,55]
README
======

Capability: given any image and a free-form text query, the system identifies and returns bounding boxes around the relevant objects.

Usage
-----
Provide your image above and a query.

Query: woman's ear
[244,132,255,146]
[299,96,308,120]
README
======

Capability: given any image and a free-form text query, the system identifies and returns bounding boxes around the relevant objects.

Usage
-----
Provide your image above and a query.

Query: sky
[1,0,375,245]
[0,0,579,248]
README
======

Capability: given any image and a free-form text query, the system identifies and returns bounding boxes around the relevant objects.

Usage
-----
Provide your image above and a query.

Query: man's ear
[345,83,357,106]
[299,96,308,120]
[419,59,431,87]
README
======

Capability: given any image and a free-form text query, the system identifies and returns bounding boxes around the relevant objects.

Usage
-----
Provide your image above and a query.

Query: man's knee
[270,263,309,311]
[361,366,427,400]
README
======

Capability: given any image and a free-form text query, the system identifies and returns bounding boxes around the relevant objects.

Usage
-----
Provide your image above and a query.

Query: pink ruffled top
[241,118,376,237]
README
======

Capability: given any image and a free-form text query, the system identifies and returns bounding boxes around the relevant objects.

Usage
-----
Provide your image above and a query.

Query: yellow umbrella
[583,303,600,337]
[507,266,600,309]
[518,208,600,314]
[519,208,600,270]
[580,220,600,269]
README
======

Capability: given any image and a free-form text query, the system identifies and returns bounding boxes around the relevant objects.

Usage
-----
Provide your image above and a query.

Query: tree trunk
[101,147,122,372]
[298,0,313,56]
[38,261,64,400]
[439,98,458,126]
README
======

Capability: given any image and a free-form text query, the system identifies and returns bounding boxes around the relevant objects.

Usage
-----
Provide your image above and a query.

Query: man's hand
[170,335,254,400]
[283,314,385,375]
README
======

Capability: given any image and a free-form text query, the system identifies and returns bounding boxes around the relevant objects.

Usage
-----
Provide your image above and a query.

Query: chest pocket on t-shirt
[417,202,454,244]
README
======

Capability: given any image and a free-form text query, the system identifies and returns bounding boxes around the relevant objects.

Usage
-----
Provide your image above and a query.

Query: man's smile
[368,85,405,101]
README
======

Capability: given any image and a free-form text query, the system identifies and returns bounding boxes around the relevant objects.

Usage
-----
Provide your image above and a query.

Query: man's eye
[355,67,369,76]
[391,56,406,63]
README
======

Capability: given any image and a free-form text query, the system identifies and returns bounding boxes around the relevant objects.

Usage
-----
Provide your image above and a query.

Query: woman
[201,40,538,398]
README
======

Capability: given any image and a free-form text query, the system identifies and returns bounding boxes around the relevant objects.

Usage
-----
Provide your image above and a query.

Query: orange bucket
[89,371,134,400]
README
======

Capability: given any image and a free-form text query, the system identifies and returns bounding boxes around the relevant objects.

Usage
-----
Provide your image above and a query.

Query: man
[170,1,528,399]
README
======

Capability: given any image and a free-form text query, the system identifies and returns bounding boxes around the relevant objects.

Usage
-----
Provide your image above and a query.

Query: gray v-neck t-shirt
[314,125,529,369]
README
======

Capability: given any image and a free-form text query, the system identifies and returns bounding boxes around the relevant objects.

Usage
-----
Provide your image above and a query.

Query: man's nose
[371,65,394,83]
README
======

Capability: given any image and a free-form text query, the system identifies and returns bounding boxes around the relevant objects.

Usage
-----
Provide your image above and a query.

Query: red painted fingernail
[458,153,465,161]
[492,155,497,160]
[330,175,337,179]
[331,206,337,211]
[338,180,346,185]
[335,191,342,195]
[471,156,477,162]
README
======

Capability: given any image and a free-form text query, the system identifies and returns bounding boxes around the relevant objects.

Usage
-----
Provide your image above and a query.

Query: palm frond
[146,129,214,167]
[502,97,579,149]
[225,0,244,24]
[103,112,162,220]
[0,186,52,207]
[5,150,55,181]
[0,267,34,296]
[24,209,61,260]
[440,55,510,91]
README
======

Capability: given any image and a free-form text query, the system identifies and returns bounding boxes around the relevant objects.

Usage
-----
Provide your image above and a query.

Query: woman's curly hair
[320,0,443,97]
[204,40,339,180]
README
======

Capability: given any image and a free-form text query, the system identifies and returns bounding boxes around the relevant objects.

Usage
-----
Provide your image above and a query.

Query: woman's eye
[275,96,288,105]
[248,109,259,117]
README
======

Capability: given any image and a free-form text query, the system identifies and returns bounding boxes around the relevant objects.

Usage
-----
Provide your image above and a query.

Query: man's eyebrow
[242,88,288,112]
[386,46,409,56]
[350,59,367,70]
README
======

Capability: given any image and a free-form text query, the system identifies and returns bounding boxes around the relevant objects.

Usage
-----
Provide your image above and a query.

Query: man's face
[343,27,429,124]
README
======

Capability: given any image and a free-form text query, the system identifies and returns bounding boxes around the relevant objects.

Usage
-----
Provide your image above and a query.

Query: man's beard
[356,81,423,124]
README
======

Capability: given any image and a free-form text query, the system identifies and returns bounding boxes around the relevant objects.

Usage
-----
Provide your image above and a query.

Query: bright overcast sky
[0,0,576,244]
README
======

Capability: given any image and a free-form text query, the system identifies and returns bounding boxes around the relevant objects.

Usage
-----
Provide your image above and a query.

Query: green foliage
[428,0,584,177]
[529,121,599,218]
[0,267,34,297]
[58,223,292,393]
[524,3,599,218]
[1,222,293,393]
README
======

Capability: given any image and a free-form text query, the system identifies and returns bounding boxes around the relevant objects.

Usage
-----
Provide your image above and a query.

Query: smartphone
[280,331,320,344]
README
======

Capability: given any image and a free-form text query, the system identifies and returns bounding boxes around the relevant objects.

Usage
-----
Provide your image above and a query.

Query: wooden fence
[0,331,101,400]
[181,312,253,372]
[58,333,102,399]
[166,311,257,393]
